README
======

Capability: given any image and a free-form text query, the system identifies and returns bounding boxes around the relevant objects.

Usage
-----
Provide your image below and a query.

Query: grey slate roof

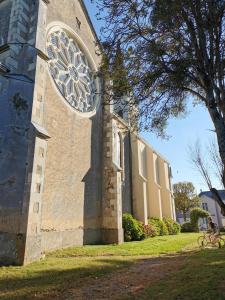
[199,190,225,200]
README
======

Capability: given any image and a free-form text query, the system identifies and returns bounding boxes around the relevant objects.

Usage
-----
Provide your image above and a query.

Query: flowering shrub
[148,218,169,236]
[141,223,158,238]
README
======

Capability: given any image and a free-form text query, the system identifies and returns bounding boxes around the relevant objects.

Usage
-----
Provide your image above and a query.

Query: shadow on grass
[139,248,225,300]
[0,248,224,300]
[0,252,194,300]
[0,257,133,300]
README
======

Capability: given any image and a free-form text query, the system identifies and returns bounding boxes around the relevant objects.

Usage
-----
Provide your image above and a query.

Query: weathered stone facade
[0,0,104,265]
[0,0,175,265]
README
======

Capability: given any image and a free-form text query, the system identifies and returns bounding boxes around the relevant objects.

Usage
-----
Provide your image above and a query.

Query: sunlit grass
[0,233,213,300]
[50,233,200,257]
[140,248,225,300]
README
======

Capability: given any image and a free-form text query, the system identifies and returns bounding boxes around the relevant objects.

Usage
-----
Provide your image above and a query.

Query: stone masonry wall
[102,106,129,244]
[0,0,49,265]
[39,0,103,252]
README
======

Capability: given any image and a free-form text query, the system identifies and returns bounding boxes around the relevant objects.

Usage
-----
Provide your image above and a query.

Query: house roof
[199,190,225,200]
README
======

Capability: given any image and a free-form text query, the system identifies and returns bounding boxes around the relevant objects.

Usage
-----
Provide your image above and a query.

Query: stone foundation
[102,228,124,244]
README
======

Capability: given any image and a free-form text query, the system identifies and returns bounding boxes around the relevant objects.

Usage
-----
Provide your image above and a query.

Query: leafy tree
[95,0,225,185]
[173,182,200,221]
[111,42,130,98]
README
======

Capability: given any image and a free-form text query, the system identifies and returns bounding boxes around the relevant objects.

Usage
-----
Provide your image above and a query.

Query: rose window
[47,29,97,113]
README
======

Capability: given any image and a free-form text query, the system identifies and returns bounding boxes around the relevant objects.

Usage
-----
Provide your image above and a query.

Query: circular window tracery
[47,29,98,113]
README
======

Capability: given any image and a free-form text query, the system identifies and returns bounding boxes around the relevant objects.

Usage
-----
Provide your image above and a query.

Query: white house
[199,190,225,230]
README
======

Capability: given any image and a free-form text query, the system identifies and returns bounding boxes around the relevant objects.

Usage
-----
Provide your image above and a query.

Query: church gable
[46,0,100,67]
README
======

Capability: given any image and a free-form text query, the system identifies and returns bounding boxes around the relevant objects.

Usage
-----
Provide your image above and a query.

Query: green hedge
[148,218,169,236]
[163,217,181,235]
[122,213,145,241]
[123,214,181,241]
[181,222,194,232]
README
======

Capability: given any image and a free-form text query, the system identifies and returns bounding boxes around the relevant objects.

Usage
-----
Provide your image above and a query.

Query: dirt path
[58,255,185,300]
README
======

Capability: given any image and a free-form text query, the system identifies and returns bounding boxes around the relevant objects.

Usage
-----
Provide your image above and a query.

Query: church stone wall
[0,0,104,265]
[0,0,44,264]
[0,0,12,46]
[101,109,133,244]
[0,0,174,266]
[39,0,103,252]
[131,135,175,223]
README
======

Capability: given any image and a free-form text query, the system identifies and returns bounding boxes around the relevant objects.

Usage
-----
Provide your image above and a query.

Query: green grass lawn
[0,233,224,300]
[141,248,225,300]
[49,232,199,257]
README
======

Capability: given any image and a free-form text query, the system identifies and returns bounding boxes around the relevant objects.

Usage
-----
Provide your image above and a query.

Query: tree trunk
[210,188,225,217]
[207,106,225,186]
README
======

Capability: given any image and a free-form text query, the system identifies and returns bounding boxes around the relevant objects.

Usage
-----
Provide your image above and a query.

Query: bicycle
[197,231,225,248]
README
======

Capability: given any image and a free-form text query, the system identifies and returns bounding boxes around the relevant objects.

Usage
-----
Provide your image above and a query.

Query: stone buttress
[0,0,49,265]
[102,103,124,244]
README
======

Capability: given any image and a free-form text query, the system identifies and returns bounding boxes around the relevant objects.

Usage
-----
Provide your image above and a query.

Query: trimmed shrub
[148,218,160,236]
[181,208,209,233]
[122,213,145,242]
[190,207,209,232]
[181,222,194,232]
[148,218,169,236]
[141,223,158,238]
[173,222,181,234]
[163,217,181,235]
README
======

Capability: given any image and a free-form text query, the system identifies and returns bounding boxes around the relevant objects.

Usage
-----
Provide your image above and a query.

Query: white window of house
[202,203,208,211]
[153,153,160,185]
[139,141,147,178]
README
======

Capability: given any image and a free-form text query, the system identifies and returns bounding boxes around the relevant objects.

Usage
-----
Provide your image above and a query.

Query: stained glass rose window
[47,29,98,113]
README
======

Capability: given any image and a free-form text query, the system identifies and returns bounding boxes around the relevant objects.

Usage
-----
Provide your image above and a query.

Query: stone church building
[0,0,176,265]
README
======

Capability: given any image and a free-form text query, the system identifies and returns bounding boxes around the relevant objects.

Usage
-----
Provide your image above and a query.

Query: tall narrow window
[116,132,121,167]
[164,162,170,189]
[139,142,147,178]
[113,125,123,168]
[153,154,160,185]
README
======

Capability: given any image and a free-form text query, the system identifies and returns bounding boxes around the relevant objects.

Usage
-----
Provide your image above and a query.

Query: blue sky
[84,0,221,193]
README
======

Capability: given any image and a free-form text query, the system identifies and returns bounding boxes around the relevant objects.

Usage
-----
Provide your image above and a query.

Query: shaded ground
[62,254,184,300]
[0,234,224,300]
[40,249,225,300]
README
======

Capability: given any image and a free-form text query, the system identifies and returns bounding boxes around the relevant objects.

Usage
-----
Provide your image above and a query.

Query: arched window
[139,142,147,178]
[154,155,160,185]
[113,125,123,168]
[116,132,121,167]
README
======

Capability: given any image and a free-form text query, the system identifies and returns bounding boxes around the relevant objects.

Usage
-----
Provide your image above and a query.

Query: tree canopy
[96,0,225,184]
[173,182,200,221]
